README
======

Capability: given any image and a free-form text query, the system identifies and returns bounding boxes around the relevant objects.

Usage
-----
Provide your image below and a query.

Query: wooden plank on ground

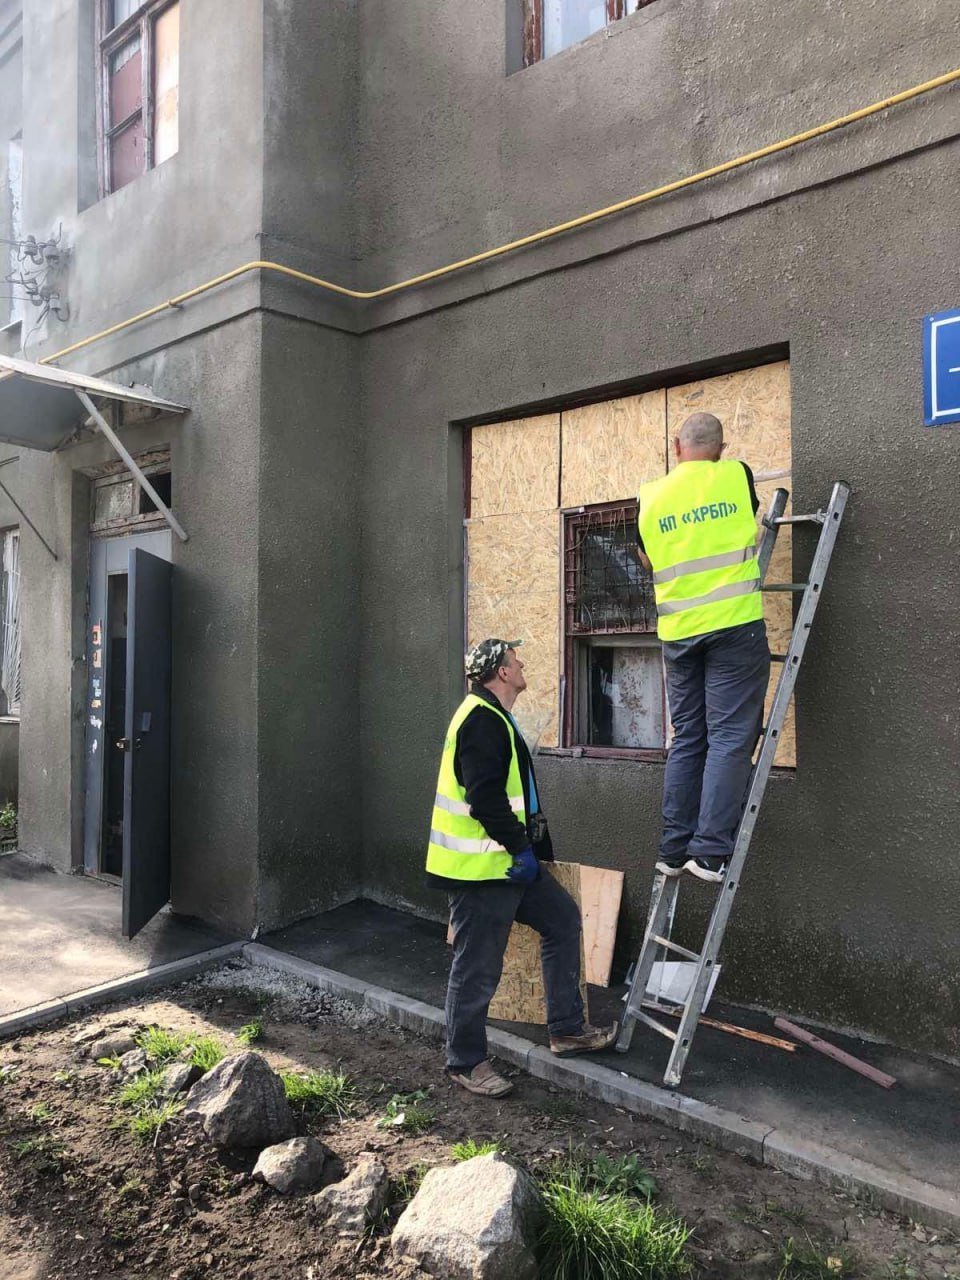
[774,1017,897,1088]
[646,1003,797,1051]
[579,865,624,988]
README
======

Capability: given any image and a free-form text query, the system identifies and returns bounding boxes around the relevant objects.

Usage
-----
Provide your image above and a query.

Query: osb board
[470,414,560,518]
[560,391,667,508]
[759,674,797,768]
[488,862,589,1025]
[579,865,624,987]
[466,510,560,748]
[666,361,791,477]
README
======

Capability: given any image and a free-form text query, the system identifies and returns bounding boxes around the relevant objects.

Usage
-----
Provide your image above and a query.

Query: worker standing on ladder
[637,413,770,883]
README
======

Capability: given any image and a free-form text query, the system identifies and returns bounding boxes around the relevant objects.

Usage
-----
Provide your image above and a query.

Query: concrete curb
[241,943,960,1233]
[0,941,245,1041]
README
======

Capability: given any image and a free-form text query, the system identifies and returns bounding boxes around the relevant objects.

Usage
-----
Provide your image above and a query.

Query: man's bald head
[676,412,724,461]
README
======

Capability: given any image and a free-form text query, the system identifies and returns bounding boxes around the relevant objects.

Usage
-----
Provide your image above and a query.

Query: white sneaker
[684,858,727,883]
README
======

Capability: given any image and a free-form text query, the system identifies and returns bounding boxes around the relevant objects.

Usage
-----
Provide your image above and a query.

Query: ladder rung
[651,935,701,963]
[762,583,807,592]
[770,653,788,662]
[774,512,826,525]
[634,1011,678,1042]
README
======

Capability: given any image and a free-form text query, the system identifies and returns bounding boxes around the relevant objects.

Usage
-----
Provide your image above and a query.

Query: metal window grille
[564,501,657,635]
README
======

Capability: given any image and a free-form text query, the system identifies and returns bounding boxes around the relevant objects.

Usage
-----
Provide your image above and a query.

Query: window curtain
[1,530,21,717]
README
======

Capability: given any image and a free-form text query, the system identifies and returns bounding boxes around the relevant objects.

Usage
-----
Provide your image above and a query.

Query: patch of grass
[10,1135,66,1169]
[537,1159,691,1280]
[113,1069,166,1111]
[52,1069,75,1086]
[0,1064,16,1085]
[451,1138,500,1162]
[136,1026,225,1073]
[189,1036,226,1073]
[376,1089,435,1134]
[390,1161,431,1209]
[28,1101,54,1123]
[282,1069,356,1119]
[127,1099,184,1144]
[777,1236,856,1279]
[236,1019,264,1046]
[96,1054,123,1069]
[115,1176,145,1199]
[540,1094,579,1121]
[582,1152,658,1201]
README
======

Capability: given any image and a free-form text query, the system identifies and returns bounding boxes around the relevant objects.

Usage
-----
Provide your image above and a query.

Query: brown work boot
[549,1021,619,1057]
[448,1060,514,1098]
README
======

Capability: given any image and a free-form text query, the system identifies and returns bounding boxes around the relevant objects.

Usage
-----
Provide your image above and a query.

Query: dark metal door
[121,549,172,938]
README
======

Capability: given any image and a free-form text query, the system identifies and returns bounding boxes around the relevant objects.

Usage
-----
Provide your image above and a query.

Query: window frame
[562,498,666,759]
[522,0,660,67]
[96,0,177,197]
[0,527,21,720]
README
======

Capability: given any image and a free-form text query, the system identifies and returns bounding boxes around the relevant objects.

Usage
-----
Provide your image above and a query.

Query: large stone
[87,1031,139,1061]
[315,1155,389,1235]
[391,1153,540,1280]
[159,1062,201,1097]
[183,1052,295,1150]
[118,1048,149,1077]
[253,1136,329,1193]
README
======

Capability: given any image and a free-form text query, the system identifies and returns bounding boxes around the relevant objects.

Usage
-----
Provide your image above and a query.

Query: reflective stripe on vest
[426,694,526,882]
[638,459,762,642]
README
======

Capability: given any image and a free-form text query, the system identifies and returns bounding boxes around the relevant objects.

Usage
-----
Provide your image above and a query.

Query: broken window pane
[152,3,179,166]
[94,479,135,524]
[585,640,663,749]
[1,530,21,717]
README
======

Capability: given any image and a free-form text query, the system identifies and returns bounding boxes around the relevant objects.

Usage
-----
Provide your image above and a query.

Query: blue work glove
[505,846,540,884]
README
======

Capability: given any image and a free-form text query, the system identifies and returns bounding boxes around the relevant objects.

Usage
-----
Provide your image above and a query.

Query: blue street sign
[923,308,960,426]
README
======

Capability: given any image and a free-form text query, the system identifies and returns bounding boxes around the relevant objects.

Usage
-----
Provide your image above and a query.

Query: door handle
[116,737,131,752]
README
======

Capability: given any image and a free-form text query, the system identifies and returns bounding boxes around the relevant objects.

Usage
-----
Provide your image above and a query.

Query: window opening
[523,0,659,66]
[563,501,665,752]
[98,0,179,196]
[89,452,171,537]
[0,529,21,718]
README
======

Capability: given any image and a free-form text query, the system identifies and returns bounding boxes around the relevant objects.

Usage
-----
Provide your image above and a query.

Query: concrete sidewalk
[264,899,960,1205]
[0,852,237,1016]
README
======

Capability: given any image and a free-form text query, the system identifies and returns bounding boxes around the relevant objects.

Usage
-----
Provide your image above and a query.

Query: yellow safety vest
[638,459,762,642]
[425,694,526,882]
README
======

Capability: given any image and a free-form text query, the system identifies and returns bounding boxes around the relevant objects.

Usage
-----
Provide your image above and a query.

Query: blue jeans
[445,873,584,1072]
[661,619,771,862]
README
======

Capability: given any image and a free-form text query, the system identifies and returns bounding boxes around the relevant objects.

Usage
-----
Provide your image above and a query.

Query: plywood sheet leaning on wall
[466,509,560,748]
[579,865,624,987]
[560,391,667,509]
[667,362,795,767]
[470,414,560,518]
[488,862,589,1025]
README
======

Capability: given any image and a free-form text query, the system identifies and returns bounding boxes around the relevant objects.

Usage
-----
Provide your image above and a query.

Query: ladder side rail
[661,482,850,1085]
[615,877,680,1051]
[756,488,789,581]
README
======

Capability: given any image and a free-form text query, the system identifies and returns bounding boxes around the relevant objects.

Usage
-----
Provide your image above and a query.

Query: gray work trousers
[660,619,771,862]
[445,872,584,1073]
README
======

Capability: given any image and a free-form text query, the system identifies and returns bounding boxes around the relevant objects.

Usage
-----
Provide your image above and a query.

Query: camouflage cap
[465,638,522,683]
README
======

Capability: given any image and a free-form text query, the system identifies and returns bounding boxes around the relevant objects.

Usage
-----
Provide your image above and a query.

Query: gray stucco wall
[255,314,362,930]
[358,132,960,1055]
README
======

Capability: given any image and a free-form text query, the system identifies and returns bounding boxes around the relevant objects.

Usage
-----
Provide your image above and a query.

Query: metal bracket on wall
[0,455,57,560]
[75,390,188,543]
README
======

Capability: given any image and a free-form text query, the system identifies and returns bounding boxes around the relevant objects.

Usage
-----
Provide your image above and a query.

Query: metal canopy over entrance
[0,353,189,549]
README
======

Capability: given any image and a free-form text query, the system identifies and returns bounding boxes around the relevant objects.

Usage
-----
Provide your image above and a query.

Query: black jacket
[426,684,554,891]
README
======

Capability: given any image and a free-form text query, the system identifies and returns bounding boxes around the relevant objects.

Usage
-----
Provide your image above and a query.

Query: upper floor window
[522,0,658,66]
[99,0,179,196]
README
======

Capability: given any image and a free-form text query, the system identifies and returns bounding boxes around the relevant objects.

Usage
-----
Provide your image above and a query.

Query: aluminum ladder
[615,481,851,1087]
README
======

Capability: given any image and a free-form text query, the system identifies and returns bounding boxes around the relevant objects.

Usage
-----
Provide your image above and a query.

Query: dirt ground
[0,962,956,1280]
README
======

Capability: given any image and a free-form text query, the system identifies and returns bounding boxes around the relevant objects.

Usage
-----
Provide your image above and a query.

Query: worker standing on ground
[427,638,618,1098]
[637,413,769,883]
